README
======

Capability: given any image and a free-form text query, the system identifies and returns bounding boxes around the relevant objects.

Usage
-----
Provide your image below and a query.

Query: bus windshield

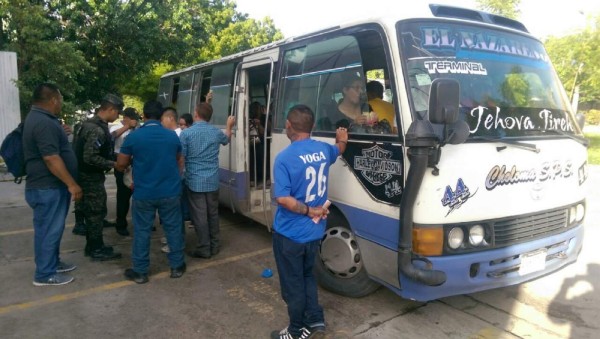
[398,20,578,138]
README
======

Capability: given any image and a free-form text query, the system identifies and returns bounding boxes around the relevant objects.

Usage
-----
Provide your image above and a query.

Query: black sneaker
[170,263,186,278]
[103,220,117,228]
[270,327,312,339]
[89,247,122,261]
[115,227,130,236]
[72,223,87,236]
[84,245,114,257]
[189,250,211,259]
[124,268,149,284]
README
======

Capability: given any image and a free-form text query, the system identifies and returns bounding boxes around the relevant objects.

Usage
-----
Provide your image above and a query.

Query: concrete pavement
[0,166,598,338]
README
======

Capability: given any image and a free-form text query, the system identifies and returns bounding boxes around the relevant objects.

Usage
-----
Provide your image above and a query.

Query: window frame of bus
[176,72,194,116]
[210,62,236,126]
[157,76,175,108]
[274,25,400,142]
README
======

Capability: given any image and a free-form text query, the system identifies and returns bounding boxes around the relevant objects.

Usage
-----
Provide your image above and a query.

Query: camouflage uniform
[73,116,115,253]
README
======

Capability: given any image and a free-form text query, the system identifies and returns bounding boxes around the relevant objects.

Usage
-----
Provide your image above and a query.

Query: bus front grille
[493,209,569,247]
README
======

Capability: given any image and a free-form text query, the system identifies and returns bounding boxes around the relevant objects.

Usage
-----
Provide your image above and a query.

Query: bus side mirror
[575,112,585,130]
[428,78,460,125]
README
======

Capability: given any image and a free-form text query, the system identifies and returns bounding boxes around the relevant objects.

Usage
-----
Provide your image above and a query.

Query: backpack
[0,123,26,184]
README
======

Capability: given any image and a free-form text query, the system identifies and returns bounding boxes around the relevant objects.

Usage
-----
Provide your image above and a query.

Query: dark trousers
[187,188,219,255]
[249,140,264,184]
[79,172,107,251]
[114,170,132,228]
[272,232,324,337]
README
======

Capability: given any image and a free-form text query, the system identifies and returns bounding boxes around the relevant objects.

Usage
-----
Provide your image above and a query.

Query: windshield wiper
[530,129,590,147]
[470,136,540,153]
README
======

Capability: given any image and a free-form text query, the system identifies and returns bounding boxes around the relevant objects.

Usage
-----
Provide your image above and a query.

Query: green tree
[0,0,92,122]
[1,0,283,119]
[476,0,521,19]
[199,17,284,61]
[545,16,600,106]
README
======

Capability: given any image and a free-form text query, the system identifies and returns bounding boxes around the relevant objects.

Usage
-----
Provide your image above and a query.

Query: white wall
[0,52,20,143]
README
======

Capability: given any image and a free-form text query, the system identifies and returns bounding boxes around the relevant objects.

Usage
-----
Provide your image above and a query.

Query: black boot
[103,219,117,228]
[86,238,121,261]
[89,247,122,261]
[72,223,87,236]
[72,210,87,236]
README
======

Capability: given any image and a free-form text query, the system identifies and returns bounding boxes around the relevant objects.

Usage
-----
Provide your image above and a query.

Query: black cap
[102,94,124,112]
[122,107,140,120]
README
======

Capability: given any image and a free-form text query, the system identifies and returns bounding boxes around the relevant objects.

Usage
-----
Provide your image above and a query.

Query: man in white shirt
[110,107,140,236]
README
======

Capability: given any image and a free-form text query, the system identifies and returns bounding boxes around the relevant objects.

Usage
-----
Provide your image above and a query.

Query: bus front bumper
[397,224,584,302]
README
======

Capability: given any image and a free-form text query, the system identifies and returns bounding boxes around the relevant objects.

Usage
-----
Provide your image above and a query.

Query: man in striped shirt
[180,102,235,259]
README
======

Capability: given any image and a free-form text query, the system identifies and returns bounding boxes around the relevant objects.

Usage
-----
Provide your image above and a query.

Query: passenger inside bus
[321,74,372,132]
[366,80,396,133]
[249,101,266,187]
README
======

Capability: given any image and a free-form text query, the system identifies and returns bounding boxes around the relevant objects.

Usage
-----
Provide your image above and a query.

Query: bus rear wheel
[314,211,380,298]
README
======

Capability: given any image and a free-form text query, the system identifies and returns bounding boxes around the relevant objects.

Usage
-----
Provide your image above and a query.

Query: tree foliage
[544,16,600,106]
[475,0,521,19]
[0,0,283,121]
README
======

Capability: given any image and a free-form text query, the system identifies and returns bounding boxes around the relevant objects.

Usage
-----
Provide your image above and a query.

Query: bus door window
[247,64,275,187]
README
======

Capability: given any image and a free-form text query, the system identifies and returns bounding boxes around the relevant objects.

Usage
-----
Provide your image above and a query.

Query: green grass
[586,133,600,165]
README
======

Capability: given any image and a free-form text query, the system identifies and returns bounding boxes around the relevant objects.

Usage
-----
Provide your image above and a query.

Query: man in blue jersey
[271,104,348,339]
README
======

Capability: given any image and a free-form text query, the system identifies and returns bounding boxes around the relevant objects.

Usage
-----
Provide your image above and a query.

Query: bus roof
[161,3,530,78]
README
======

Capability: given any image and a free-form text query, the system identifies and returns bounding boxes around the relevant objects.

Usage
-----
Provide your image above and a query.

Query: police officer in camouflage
[74,94,123,261]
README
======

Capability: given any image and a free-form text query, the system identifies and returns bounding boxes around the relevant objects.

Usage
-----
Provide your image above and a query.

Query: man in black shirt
[23,83,82,286]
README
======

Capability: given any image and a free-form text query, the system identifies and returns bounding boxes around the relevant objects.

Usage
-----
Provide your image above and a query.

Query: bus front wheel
[314,211,380,298]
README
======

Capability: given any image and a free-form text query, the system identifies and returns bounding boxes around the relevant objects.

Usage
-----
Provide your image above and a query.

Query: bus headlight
[468,225,485,246]
[447,227,464,249]
[575,203,585,222]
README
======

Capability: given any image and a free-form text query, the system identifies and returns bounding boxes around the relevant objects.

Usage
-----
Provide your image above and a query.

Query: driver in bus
[322,74,372,132]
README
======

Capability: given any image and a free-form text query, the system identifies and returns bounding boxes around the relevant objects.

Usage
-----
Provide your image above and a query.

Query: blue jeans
[131,196,184,274]
[25,188,71,280]
[272,232,324,336]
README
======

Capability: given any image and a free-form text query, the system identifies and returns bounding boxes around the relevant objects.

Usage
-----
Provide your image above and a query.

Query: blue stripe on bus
[333,201,400,251]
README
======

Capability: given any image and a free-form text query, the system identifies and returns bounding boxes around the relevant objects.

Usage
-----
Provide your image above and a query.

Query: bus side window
[157,77,174,107]
[176,72,194,116]
[278,36,365,133]
[210,63,236,125]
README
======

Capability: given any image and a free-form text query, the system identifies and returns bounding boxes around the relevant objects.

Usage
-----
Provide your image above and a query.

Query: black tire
[314,210,380,298]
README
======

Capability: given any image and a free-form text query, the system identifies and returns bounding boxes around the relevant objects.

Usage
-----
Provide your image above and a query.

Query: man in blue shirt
[116,100,186,283]
[180,102,235,259]
[271,104,347,339]
[23,83,82,286]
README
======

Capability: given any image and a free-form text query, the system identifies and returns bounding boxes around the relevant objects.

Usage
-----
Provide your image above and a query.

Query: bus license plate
[519,248,547,276]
